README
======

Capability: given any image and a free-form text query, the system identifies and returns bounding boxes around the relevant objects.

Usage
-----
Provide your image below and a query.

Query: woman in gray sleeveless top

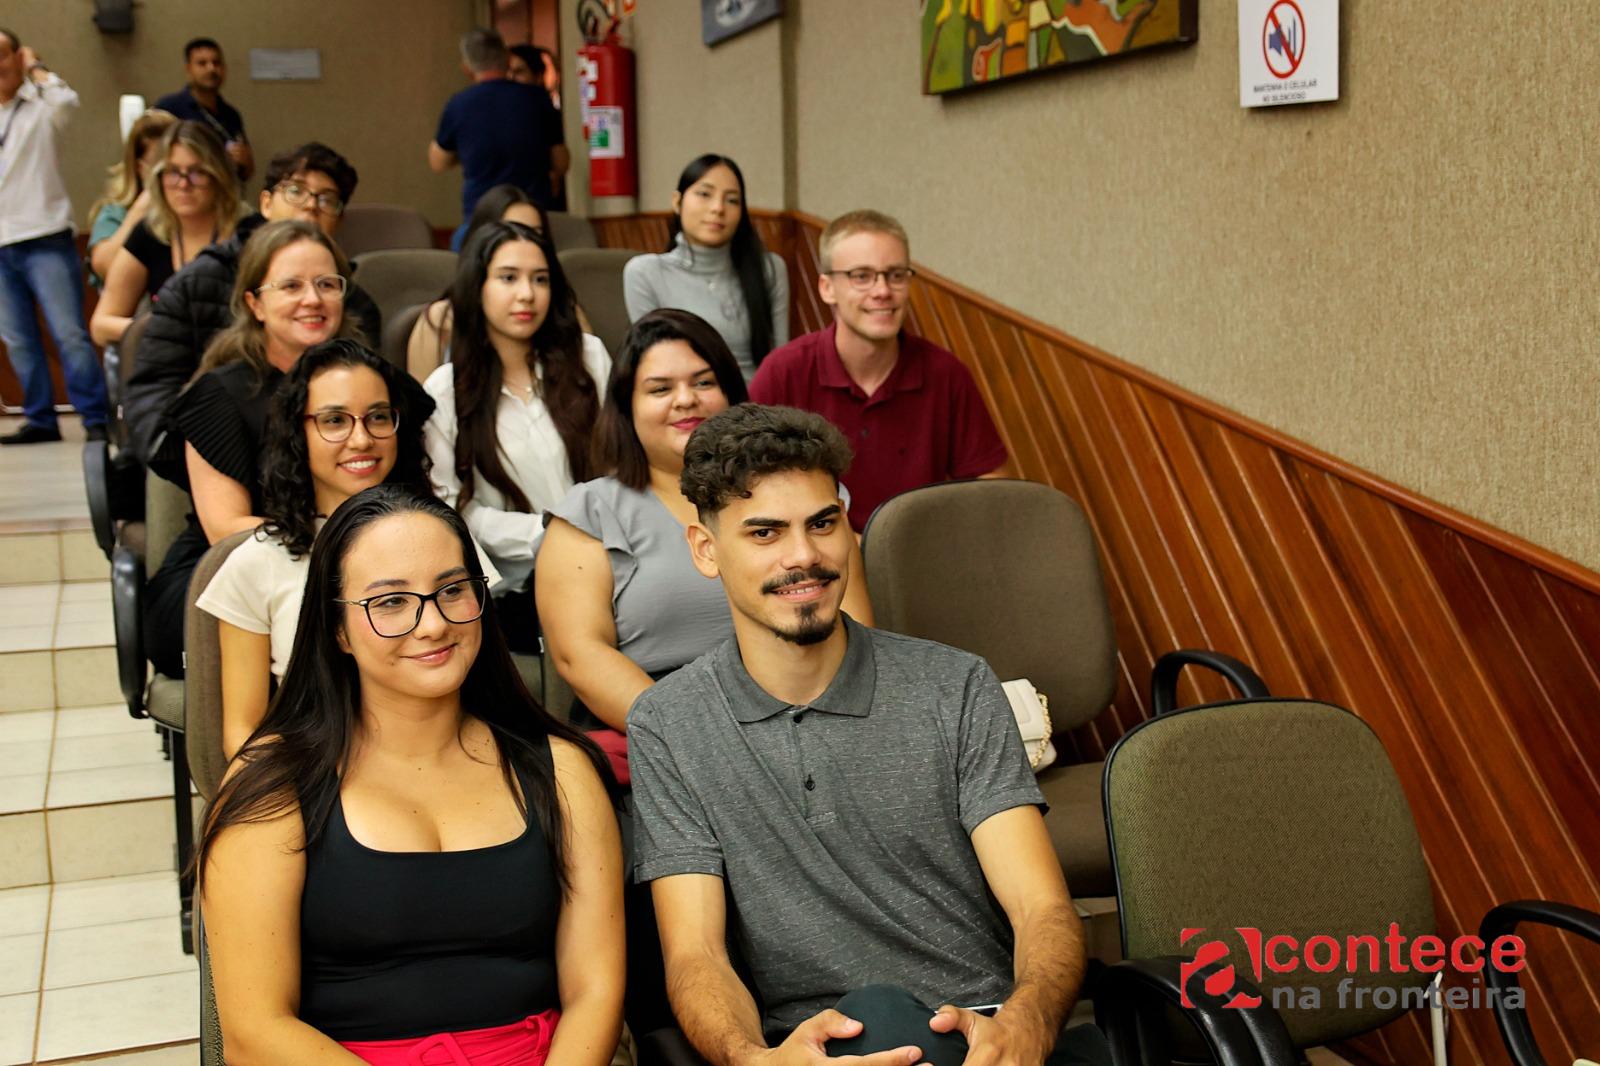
[535,310,872,741]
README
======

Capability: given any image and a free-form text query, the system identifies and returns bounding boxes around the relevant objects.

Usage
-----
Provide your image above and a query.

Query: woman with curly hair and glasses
[199,486,623,1063]
[194,339,502,758]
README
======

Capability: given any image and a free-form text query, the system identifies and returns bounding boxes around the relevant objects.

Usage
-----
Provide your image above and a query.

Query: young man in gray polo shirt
[628,404,1104,1066]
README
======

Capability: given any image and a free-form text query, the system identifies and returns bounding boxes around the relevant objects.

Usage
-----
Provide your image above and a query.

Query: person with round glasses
[196,339,502,757]
[750,209,1009,531]
[199,485,624,1063]
[90,120,243,346]
[142,221,362,681]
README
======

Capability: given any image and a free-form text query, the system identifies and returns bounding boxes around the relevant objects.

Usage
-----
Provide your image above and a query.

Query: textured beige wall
[787,1,1600,569]
[16,0,475,228]
[559,0,786,217]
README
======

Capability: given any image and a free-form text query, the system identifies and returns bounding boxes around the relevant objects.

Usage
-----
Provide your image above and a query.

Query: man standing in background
[429,28,567,250]
[154,37,253,179]
[0,30,109,445]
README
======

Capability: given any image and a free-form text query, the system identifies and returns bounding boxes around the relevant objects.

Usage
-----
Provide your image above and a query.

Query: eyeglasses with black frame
[335,576,490,638]
[304,406,399,443]
[826,267,917,291]
[275,180,346,216]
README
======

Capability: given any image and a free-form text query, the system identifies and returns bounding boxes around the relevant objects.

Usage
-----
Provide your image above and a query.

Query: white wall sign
[1239,0,1337,108]
[249,48,322,81]
[587,106,625,159]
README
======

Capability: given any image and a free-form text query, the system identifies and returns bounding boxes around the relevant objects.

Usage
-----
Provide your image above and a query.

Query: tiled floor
[0,416,198,1063]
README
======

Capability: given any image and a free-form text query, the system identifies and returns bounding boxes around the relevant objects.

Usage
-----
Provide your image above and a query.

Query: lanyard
[190,90,235,142]
[0,99,26,150]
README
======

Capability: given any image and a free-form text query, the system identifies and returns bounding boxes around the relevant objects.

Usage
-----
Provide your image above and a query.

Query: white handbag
[1002,679,1057,773]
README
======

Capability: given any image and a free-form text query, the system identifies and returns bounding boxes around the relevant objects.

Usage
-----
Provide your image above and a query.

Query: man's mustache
[762,566,840,594]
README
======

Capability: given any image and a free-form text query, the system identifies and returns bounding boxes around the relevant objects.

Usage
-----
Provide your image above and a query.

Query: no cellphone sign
[1239,0,1338,107]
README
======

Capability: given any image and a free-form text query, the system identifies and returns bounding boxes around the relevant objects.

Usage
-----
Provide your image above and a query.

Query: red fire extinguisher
[577,37,637,199]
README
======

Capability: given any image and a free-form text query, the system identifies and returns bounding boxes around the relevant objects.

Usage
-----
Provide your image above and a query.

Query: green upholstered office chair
[546,210,599,251]
[350,248,458,336]
[336,203,434,257]
[557,248,637,358]
[1104,697,1436,1058]
[861,479,1268,905]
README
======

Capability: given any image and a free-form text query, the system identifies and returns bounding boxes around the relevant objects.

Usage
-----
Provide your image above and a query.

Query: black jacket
[124,213,385,464]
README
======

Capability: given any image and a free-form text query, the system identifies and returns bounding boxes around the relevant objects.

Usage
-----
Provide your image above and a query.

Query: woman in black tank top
[197,486,623,1064]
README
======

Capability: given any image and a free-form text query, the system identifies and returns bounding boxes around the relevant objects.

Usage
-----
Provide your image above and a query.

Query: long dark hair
[258,339,435,557]
[449,221,598,511]
[592,309,749,490]
[667,154,777,364]
[196,486,614,887]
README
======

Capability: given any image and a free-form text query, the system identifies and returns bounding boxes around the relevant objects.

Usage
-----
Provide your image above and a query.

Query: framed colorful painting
[922,0,1199,94]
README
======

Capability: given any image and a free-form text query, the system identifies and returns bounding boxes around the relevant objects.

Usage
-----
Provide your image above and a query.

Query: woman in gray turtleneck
[621,154,788,379]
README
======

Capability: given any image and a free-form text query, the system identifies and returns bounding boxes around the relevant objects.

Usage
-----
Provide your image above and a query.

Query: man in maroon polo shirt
[749,209,1008,530]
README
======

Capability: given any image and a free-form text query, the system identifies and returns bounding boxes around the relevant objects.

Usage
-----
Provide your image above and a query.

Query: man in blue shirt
[428,28,567,250]
[154,37,252,179]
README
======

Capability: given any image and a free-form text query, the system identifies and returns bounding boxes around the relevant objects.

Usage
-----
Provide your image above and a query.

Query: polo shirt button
[804,777,816,791]
[794,711,805,724]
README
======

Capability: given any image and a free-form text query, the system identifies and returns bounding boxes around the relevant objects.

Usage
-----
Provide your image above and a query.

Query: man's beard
[762,566,841,646]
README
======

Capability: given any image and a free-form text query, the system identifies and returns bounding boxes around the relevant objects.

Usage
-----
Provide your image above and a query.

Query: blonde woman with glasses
[90,119,241,345]
[85,108,177,288]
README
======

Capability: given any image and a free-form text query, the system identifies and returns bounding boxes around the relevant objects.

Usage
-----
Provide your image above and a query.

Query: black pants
[825,985,1110,1066]
[493,585,541,655]
[143,525,208,679]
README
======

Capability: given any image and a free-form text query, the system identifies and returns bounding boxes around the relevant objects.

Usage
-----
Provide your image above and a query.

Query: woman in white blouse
[424,221,609,650]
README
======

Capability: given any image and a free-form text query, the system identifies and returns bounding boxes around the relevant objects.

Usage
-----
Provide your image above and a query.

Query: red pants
[340,1010,559,1065]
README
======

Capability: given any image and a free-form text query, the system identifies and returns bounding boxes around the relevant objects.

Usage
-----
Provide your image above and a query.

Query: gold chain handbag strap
[1027,692,1053,769]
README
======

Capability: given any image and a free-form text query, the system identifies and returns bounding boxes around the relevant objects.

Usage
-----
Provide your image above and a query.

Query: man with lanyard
[0,29,108,445]
[155,37,252,180]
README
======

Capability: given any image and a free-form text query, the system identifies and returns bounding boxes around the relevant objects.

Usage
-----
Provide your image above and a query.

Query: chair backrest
[350,248,458,334]
[546,210,598,251]
[860,479,1117,735]
[557,248,637,357]
[144,471,192,578]
[1105,698,1436,1048]
[336,203,434,257]
[197,907,224,1065]
[383,302,429,374]
[185,529,254,802]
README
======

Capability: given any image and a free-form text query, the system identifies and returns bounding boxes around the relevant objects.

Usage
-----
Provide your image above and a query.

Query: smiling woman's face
[336,512,483,705]
[630,340,730,475]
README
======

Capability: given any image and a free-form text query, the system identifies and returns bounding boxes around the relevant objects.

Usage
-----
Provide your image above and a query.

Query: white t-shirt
[197,525,505,677]
[423,334,611,594]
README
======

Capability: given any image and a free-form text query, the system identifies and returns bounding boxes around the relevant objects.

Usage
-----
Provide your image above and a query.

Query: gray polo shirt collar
[714,616,877,723]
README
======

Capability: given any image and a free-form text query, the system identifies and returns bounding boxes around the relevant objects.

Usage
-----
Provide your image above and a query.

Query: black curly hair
[679,403,852,521]
[258,339,435,557]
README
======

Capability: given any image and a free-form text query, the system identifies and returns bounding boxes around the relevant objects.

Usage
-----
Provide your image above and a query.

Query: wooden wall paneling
[595,211,1600,1064]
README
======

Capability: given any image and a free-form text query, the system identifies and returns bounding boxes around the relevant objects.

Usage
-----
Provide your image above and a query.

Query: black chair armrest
[111,538,148,719]
[1095,957,1296,1066]
[82,440,114,560]
[1151,650,1271,715]
[1478,899,1600,1066]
